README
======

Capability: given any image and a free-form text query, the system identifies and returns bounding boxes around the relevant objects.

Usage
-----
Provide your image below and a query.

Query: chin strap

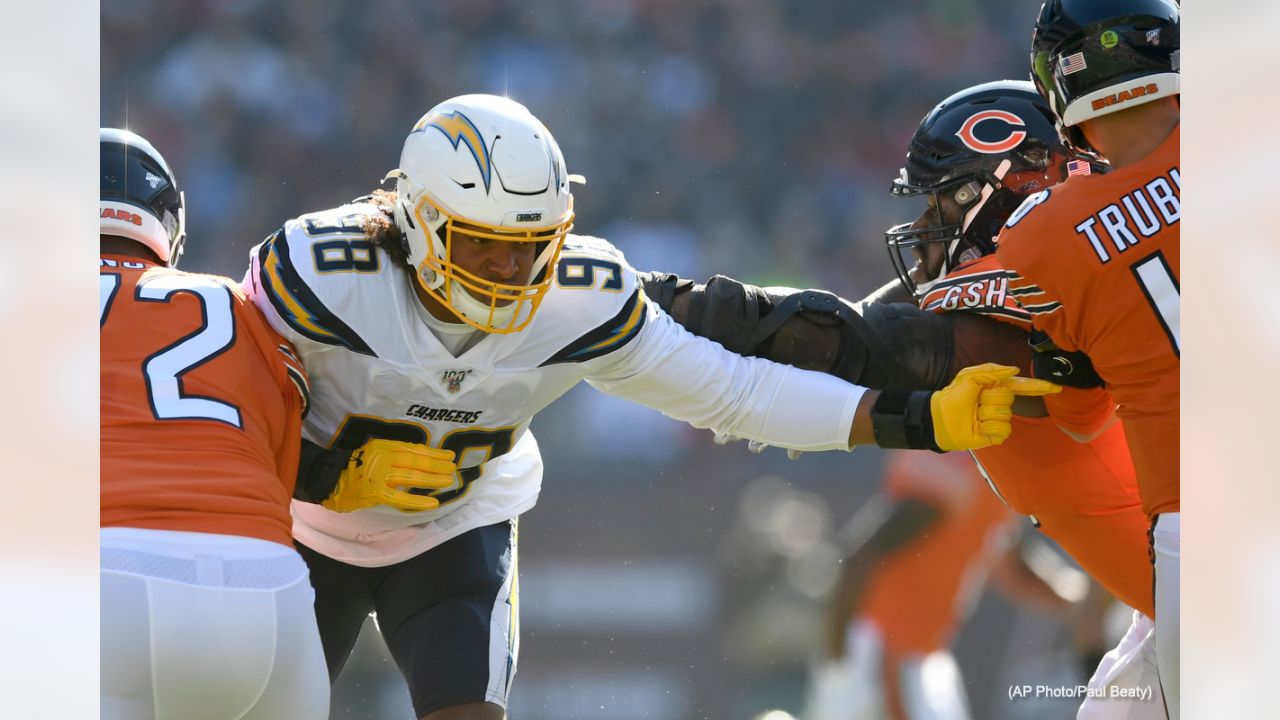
[446,278,520,328]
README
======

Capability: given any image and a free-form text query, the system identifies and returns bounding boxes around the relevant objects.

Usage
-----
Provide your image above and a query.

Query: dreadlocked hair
[360,189,409,266]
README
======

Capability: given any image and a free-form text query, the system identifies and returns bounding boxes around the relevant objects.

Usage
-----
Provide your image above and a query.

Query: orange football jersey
[998,126,1180,519]
[921,254,1154,617]
[101,255,309,547]
[860,451,1014,655]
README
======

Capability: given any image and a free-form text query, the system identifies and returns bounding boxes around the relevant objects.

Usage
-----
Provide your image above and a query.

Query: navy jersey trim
[257,230,376,356]
[540,288,647,366]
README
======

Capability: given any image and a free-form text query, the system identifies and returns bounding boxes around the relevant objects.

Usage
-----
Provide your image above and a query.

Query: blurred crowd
[102,2,1079,718]
[102,0,1034,294]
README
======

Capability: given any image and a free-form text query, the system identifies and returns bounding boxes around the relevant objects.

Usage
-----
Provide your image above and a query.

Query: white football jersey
[246,202,864,566]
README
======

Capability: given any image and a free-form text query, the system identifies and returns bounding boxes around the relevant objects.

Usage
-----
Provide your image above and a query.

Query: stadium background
[102,1,1092,718]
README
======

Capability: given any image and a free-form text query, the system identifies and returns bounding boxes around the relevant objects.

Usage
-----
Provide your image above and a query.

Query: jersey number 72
[101,272,243,427]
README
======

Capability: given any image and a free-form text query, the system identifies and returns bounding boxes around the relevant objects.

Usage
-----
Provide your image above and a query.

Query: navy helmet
[885,80,1082,296]
[1030,0,1179,149]
[101,128,186,266]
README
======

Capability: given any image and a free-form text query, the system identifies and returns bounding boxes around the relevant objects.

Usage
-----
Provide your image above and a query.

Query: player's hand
[718,434,803,460]
[930,363,1062,451]
[321,439,457,513]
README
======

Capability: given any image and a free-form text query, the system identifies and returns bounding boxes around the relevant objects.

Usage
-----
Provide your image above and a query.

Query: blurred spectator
[101,0,1034,296]
[800,451,1090,720]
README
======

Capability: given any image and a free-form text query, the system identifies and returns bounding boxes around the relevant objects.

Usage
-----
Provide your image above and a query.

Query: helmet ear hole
[399,200,416,230]
[887,80,1076,294]
[953,181,983,206]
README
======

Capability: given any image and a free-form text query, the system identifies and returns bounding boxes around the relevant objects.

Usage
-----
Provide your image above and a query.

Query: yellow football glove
[930,363,1062,451]
[321,439,457,513]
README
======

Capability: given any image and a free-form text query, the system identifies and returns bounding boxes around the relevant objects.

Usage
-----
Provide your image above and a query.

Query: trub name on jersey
[405,405,483,424]
[1075,167,1179,264]
[938,276,1008,312]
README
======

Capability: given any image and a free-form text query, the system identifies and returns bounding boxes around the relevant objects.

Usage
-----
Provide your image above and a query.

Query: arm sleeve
[584,303,864,452]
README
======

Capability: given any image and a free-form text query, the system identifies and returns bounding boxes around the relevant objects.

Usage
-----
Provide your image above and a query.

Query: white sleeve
[585,301,865,452]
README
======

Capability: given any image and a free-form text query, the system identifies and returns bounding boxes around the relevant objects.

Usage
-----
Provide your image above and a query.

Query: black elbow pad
[639,271,768,355]
[640,270,954,391]
[857,303,955,391]
[1028,330,1105,388]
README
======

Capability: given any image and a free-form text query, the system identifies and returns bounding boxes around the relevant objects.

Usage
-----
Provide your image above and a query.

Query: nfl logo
[441,369,472,394]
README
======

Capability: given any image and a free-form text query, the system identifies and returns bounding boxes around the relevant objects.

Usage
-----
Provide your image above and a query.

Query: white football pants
[1077,611,1164,720]
[805,619,970,720]
[101,528,329,720]
[1152,512,1179,719]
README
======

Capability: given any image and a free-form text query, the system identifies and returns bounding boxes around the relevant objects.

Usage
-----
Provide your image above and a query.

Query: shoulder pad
[538,286,648,366]
[920,257,1032,330]
[529,236,647,365]
[252,205,384,356]
[560,234,628,263]
[1003,188,1052,229]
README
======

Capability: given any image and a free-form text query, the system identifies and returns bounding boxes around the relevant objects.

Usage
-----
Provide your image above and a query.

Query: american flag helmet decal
[1059,52,1088,76]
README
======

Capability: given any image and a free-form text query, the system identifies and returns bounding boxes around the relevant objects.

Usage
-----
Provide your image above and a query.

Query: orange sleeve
[1044,386,1115,437]
[997,202,1083,353]
[919,254,1033,332]
[235,292,310,492]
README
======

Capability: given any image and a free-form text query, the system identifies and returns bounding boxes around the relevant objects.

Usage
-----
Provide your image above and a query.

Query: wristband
[870,390,942,452]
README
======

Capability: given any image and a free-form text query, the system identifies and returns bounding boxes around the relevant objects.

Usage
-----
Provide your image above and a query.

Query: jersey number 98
[327,416,515,506]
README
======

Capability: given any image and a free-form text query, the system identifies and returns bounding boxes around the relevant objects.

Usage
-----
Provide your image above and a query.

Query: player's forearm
[848,392,877,448]
[294,438,348,503]
[589,312,865,452]
[857,276,915,307]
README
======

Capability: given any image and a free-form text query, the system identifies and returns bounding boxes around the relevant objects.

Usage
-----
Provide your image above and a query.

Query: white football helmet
[385,94,575,333]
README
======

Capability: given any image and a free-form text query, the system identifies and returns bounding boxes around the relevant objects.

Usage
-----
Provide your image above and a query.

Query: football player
[1000,1,1180,715]
[241,94,1055,720]
[100,129,449,720]
[641,80,1164,718]
[807,451,1037,720]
